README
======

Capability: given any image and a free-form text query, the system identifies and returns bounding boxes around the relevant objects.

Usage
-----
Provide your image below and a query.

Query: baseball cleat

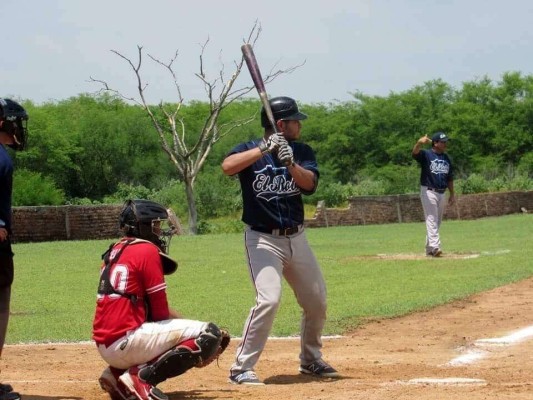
[299,359,340,378]
[119,367,168,400]
[99,367,135,400]
[228,370,265,385]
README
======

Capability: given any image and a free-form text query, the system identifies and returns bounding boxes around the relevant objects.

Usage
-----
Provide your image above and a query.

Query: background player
[412,132,455,256]
[221,96,339,385]
[93,199,229,400]
[0,98,28,400]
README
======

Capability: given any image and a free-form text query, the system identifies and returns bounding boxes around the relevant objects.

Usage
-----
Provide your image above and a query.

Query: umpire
[0,99,28,400]
[221,96,339,385]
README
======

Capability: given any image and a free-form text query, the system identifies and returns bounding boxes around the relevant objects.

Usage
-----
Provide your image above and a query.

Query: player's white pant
[97,319,207,369]
[230,227,327,375]
[420,186,446,254]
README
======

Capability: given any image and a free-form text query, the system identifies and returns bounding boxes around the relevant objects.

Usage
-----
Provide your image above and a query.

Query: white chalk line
[6,335,345,347]
[446,324,533,366]
[392,324,533,387]
[391,377,487,386]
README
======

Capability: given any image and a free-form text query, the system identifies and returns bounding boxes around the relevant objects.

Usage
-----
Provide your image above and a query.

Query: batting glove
[277,144,294,166]
[258,133,288,155]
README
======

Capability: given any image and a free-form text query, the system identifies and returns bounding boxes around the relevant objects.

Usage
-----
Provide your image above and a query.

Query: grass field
[7,213,533,344]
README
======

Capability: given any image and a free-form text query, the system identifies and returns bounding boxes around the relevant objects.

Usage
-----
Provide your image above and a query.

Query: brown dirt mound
[3,276,533,400]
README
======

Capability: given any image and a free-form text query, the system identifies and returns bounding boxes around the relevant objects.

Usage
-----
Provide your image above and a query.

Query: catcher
[92,199,230,400]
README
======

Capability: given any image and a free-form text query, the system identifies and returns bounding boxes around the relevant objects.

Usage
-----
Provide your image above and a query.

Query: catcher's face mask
[150,208,180,254]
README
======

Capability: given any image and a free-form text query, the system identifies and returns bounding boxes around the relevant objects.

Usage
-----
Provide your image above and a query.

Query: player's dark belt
[251,225,301,236]
[426,187,446,194]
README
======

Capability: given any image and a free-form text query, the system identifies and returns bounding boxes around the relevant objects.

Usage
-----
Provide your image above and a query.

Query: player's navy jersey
[227,138,319,229]
[92,240,169,346]
[413,149,454,189]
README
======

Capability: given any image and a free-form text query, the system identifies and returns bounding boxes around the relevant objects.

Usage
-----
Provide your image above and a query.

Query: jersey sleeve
[296,143,320,195]
[140,244,170,320]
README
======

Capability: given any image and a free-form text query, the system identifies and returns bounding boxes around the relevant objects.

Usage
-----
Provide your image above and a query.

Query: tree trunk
[184,177,198,235]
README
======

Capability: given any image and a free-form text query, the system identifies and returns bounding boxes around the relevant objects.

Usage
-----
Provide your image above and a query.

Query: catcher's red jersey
[92,240,169,346]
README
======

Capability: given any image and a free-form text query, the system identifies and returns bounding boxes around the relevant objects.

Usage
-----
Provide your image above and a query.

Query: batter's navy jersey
[227,139,319,229]
[413,149,454,190]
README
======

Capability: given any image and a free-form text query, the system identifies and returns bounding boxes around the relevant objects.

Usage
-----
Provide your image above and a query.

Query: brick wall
[304,190,533,228]
[12,205,123,243]
[9,191,532,242]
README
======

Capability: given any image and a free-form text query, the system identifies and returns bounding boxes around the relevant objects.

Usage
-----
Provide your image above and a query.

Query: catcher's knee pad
[139,323,223,385]
[139,341,202,385]
[196,322,223,361]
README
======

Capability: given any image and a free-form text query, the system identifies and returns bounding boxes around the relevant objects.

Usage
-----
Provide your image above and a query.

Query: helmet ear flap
[119,200,139,236]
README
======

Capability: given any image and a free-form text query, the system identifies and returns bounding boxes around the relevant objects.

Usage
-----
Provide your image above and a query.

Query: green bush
[195,171,242,218]
[456,173,490,194]
[196,217,244,235]
[12,169,65,206]
[103,182,155,203]
[151,180,188,220]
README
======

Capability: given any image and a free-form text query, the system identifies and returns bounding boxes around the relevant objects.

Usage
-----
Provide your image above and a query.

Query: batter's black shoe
[299,359,340,378]
[0,383,20,400]
[0,384,13,394]
[0,392,20,400]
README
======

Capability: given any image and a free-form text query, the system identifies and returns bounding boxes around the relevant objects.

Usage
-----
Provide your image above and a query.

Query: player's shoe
[228,370,265,385]
[431,248,442,257]
[0,384,13,394]
[0,383,21,400]
[299,359,340,378]
[119,366,168,400]
[99,367,136,400]
[0,389,20,400]
[0,392,21,400]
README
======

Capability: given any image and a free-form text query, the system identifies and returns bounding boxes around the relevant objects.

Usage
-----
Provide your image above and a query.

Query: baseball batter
[221,96,339,385]
[412,132,455,256]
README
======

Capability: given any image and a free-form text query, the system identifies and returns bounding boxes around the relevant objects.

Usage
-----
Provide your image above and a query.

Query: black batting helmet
[260,96,307,128]
[0,98,28,151]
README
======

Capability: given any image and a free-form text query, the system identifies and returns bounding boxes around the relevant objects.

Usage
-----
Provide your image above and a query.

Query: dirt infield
[3,276,533,400]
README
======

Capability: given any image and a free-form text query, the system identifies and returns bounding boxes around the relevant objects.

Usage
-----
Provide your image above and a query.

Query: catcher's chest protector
[97,238,140,304]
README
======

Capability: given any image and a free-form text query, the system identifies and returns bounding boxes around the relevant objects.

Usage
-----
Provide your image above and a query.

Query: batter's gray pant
[230,227,327,375]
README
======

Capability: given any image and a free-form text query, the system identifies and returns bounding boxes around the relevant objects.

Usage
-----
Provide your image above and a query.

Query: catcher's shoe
[99,367,135,400]
[119,366,168,400]
[299,359,340,378]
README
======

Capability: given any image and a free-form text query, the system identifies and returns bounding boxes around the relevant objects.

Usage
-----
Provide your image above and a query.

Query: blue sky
[2,0,532,105]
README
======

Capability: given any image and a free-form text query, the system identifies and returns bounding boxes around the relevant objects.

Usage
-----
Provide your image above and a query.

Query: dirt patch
[346,250,512,260]
[3,276,533,400]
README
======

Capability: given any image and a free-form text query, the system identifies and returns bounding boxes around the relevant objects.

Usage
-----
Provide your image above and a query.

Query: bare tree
[90,22,302,234]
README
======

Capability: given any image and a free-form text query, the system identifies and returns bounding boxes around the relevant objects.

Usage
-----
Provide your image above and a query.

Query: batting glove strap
[277,144,294,167]
[258,139,269,154]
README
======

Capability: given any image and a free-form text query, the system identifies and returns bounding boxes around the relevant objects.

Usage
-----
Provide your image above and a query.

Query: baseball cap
[431,132,449,142]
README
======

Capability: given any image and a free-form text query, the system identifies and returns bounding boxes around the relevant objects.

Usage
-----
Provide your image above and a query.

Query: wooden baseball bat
[241,44,278,133]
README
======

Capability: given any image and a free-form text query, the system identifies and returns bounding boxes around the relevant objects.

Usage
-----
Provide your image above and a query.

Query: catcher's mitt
[196,329,231,368]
